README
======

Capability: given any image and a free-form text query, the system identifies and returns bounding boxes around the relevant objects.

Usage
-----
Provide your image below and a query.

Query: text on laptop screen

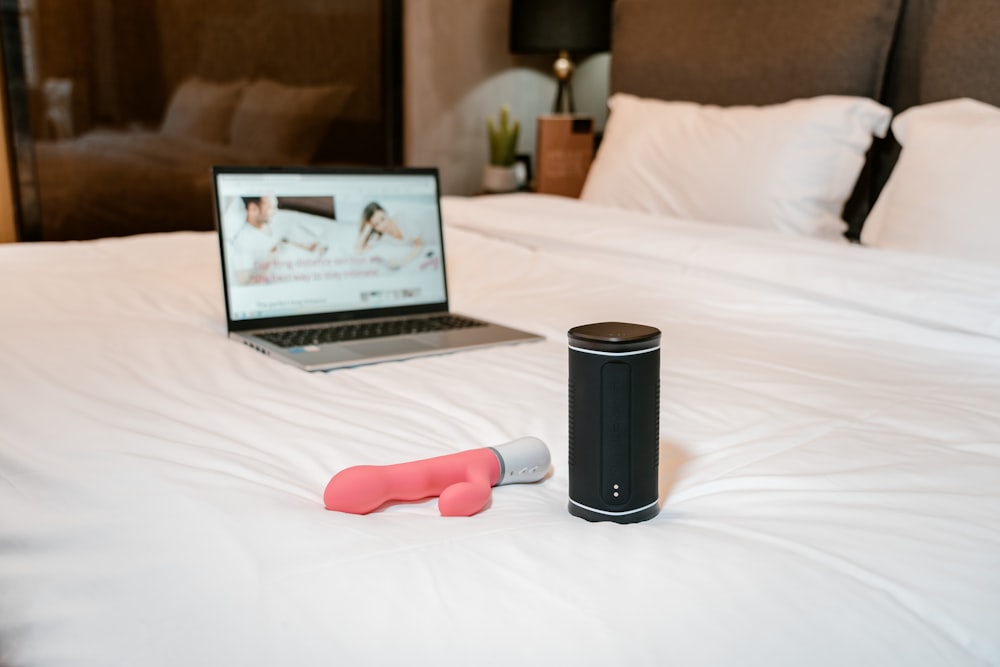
[216,172,446,322]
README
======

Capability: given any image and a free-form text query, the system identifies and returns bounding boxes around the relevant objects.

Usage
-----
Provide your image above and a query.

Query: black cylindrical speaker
[568,322,660,523]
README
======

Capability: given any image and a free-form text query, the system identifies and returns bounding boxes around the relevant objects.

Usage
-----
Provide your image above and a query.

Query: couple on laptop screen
[214,167,541,371]
[218,170,442,321]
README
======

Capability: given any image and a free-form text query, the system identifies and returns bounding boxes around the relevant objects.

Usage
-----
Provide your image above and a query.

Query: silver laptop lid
[213,166,448,333]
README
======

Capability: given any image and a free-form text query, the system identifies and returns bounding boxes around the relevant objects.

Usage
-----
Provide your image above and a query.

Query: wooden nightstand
[535,115,595,198]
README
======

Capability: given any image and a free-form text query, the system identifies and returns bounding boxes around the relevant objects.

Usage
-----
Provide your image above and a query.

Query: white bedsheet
[1,194,998,666]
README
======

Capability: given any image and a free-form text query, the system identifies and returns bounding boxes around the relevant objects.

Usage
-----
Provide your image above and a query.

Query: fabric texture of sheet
[1,194,998,666]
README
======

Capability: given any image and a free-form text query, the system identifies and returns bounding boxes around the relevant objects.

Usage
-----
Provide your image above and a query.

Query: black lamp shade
[509,0,612,55]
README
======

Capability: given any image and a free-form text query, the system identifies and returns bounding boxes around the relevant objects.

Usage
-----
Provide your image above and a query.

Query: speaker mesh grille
[654,377,660,468]
[567,378,575,467]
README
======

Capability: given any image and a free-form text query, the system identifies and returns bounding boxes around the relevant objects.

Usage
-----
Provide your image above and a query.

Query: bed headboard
[609,0,1000,239]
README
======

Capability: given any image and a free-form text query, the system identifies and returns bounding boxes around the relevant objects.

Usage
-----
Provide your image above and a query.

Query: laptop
[212,166,543,371]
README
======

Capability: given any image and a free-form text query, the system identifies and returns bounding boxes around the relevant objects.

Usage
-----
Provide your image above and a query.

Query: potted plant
[482,106,520,193]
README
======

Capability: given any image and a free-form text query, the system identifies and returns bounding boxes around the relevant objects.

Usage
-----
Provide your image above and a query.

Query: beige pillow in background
[160,77,246,143]
[228,80,353,162]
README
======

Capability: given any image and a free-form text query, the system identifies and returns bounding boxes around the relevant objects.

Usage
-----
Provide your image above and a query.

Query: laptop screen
[214,168,447,324]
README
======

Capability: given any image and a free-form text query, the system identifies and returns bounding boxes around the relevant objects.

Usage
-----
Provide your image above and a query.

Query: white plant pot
[481,165,518,193]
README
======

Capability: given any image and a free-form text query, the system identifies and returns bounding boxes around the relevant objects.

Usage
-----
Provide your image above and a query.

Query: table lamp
[509,0,612,114]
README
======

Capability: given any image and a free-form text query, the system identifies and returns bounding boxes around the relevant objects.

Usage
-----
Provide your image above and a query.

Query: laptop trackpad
[345,338,437,357]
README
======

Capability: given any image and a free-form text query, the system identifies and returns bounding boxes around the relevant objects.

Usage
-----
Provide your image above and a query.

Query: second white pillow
[860,98,1000,264]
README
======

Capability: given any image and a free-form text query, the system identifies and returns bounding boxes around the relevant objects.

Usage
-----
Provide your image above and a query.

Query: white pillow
[580,94,891,239]
[228,79,353,162]
[160,77,246,143]
[860,98,1000,264]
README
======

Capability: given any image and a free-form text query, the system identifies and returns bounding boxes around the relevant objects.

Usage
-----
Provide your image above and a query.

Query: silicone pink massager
[324,436,551,516]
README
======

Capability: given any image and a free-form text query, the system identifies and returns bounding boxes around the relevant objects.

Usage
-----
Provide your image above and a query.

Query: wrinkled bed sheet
[1,194,998,666]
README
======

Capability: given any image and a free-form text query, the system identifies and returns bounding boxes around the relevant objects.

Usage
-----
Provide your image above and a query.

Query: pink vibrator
[324,436,551,516]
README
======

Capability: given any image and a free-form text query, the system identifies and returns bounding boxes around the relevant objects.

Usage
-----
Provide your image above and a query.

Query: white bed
[4,1,1000,664]
[1,191,999,666]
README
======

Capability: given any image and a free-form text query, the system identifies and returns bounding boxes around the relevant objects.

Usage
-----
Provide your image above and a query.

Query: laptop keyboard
[256,314,486,348]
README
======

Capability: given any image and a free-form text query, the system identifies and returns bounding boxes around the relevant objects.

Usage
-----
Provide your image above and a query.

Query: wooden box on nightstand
[535,114,595,198]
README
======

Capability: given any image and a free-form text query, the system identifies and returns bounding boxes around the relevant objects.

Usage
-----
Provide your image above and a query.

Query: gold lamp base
[552,49,575,114]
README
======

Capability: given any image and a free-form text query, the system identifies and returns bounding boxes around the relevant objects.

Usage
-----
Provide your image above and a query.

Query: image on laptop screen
[215,170,446,322]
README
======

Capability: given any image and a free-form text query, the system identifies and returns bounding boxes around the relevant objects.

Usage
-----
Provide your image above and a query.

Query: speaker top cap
[568,322,661,353]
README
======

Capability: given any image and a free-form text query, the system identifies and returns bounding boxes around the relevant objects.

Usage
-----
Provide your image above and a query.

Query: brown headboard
[609,0,1000,239]
[611,0,901,106]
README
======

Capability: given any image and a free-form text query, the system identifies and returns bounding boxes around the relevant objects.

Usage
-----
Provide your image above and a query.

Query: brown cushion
[160,77,246,143]
[228,79,354,162]
[611,0,902,105]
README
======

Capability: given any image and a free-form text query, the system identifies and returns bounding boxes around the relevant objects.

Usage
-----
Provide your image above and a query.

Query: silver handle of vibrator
[489,436,551,486]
